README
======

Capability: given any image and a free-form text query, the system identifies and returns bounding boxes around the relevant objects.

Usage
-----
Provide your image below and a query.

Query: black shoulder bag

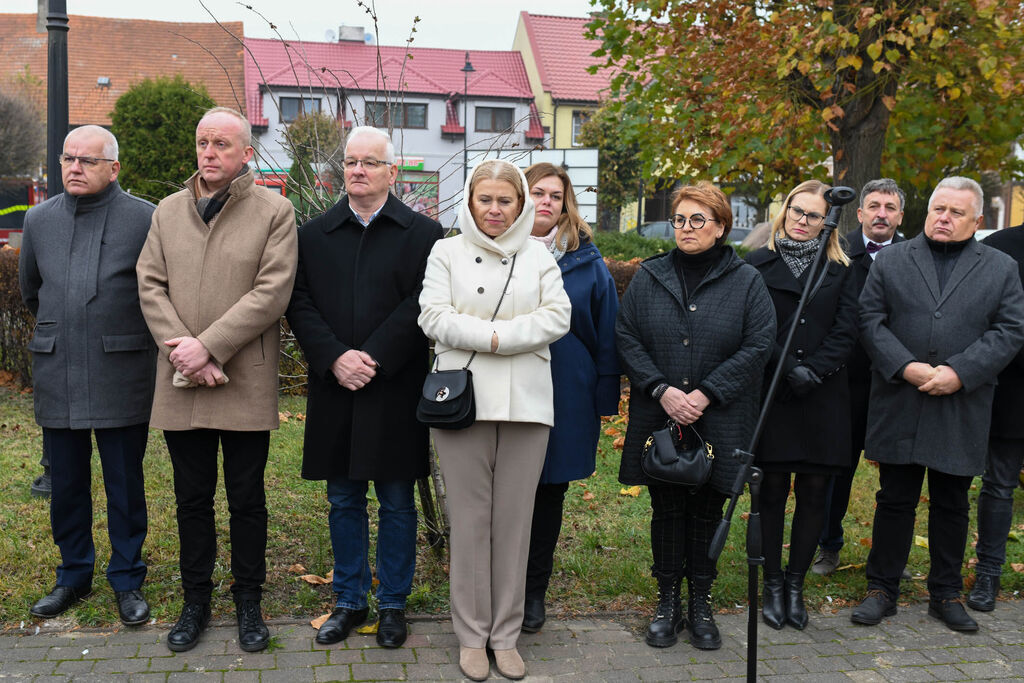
[417,254,517,430]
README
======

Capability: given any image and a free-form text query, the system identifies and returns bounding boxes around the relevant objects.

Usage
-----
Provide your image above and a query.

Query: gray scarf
[776,235,823,278]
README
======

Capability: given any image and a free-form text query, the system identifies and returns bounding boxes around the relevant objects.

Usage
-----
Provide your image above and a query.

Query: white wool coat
[418,168,571,426]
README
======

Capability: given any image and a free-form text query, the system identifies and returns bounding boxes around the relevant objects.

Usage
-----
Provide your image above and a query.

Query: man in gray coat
[19,125,156,625]
[851,176,1024,632]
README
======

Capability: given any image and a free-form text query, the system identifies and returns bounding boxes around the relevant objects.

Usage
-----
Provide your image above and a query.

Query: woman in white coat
[418,160,570,681]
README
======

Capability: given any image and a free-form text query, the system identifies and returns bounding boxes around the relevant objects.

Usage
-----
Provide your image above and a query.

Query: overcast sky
[11,0,600,49]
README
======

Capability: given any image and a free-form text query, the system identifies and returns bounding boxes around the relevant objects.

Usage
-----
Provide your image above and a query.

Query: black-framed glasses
[670,213,719,230]
[787,205,825,226]
[58,154,116,167]
[342,157,390,170]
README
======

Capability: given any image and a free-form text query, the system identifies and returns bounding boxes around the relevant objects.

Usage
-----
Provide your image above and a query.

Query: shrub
[0,247,33,385]
[592,230,673,261]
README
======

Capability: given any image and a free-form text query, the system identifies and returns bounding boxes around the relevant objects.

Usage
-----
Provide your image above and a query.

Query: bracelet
[651,383,670,400]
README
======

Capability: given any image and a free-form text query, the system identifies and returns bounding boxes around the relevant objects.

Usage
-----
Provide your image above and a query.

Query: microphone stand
[708,186,857,683]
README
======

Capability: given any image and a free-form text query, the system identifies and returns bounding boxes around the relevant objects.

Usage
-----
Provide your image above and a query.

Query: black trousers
[45,424,149,591]
[648,484,727,580]
[164,429,269,604]
[525,482,569,600]
[866,462,972,600]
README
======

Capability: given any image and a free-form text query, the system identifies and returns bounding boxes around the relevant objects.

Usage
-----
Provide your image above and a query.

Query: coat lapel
[936,239,982,307]
[908,235,942,303]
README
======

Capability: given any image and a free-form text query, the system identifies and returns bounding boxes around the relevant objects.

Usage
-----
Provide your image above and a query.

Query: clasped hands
[903,361,962,395]
[166,336,225,386]
[332,349,377,391]
[659,386,710,425]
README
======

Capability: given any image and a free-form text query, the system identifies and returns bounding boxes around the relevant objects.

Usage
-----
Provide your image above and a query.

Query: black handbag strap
[461,254,517,371]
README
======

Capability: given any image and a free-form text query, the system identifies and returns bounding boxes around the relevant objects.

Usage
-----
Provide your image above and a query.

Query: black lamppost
[461,52,475,184]
[46,0,69,196]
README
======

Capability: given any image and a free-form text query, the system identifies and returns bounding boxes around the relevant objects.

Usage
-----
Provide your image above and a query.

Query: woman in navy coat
[520,163,621,632]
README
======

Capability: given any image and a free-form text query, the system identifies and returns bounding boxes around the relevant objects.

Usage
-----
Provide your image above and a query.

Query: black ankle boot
[784,568,808,630]
[687,574,721,650]
[645,575,683,648]
[762,571,785,630]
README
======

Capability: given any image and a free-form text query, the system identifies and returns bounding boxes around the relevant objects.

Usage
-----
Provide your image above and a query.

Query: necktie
[866,241,884,254]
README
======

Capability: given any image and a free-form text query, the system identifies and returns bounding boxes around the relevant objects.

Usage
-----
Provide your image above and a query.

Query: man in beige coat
[137,107,297,653]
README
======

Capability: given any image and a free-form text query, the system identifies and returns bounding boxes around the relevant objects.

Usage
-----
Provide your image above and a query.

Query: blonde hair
[469,160,525,214]
[524,163,592,252]
[768,180,849,266]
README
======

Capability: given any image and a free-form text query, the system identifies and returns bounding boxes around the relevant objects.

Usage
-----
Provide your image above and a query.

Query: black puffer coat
[616,248,776,494]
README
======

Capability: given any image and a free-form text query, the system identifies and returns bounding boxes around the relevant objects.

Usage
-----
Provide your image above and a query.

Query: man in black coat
[286,127,443,649]
[813,179,905,576]
[19,126,156,625]
[851,176,1024,632]
[967,223,1024,612]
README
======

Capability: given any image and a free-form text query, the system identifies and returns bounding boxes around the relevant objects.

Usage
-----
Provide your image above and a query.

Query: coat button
[501,258,508,264]
[477,287,484,294]
[799,318,806,324]
[796,349,804,358]
[475,256,482,263]
[688,304,697,311]
[934,311,942,319]
[683,338,690,346]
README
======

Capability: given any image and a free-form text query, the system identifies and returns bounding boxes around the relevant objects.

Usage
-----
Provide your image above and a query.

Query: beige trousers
[432,421,550,649]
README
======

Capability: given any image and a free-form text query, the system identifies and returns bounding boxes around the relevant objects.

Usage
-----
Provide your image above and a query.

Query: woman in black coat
[617,182,775,651]
[746,179,858,631]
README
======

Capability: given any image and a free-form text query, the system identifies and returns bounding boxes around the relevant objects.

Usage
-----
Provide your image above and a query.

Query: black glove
[786,364,822,397]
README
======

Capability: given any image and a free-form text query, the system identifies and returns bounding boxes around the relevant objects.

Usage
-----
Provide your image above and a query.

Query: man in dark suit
[286,127,443,648]
[851,176,1024,632]
[813,179,905,576]
[19,126,156,625]
[967,223,1024,612]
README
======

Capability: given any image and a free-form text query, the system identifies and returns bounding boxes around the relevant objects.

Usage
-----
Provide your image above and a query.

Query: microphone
[825,186,857,206]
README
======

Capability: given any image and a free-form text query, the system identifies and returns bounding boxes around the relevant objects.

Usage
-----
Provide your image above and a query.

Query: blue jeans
[327,477,417,610]
[975,437,1024,577]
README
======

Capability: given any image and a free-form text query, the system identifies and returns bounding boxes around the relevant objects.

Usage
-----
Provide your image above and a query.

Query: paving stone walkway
[1,600,1022,681]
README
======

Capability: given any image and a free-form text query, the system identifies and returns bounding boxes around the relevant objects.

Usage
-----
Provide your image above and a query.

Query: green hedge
[592,230,674,261]
[0,248,32,385]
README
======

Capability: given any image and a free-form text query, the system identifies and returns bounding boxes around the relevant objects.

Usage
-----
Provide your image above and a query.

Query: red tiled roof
[244,38,535,128]
[441,98,465,135]
[519,12,611,104]
[525,102,545,141]
[0,14,246,126]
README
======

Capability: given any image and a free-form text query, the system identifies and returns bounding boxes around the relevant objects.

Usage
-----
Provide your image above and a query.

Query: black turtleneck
[924,233,971,292]
[672,245,723,301]
[65,178,121,215]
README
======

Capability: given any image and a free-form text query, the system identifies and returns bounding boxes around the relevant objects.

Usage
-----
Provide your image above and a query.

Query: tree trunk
[830,93,891,234]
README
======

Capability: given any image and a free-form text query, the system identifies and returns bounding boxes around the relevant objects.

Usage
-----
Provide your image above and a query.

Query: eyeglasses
[59,154,116,167]
[787,205,825,226]
[670,213,719,230]
[342,157,390,170]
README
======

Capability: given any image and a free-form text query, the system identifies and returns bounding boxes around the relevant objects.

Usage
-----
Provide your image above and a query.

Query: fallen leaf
[1011,563,1024,573]
[356,621,378,634]
[287,563,307,574]
[1008,531,1022,543]
[278,412,289,423]
[311,613,330,629]
[619,486,642,497]
[299,574,331,585]
[914,535,929,549]
[859,537,872,547]
[740,512,750,521]
[582,491,595,501]
[612,436,625,450]
[967,557,978,568]
[604,426,621,436]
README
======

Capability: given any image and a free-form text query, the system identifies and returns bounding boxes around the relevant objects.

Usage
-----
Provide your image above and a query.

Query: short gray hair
[929,176,984,218]
[345,126,396,164]
[199,106,252,148]
[64,125,118,161]
[860,178,905,211]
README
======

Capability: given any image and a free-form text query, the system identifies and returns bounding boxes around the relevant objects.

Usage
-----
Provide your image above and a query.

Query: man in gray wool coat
[19,125,156,626]
[851,176,1024,633]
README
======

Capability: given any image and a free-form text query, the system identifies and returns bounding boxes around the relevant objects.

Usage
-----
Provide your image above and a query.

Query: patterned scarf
[776,235,823,278]
[529,226,568,262]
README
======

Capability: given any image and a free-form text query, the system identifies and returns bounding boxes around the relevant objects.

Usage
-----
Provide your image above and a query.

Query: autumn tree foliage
[587,0,1024,231]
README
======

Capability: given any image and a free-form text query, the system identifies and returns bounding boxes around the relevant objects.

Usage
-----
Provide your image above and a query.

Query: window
[571,110,591,147]
[364,102,428,129]
[280,97,322,123]
[475,107,514,133]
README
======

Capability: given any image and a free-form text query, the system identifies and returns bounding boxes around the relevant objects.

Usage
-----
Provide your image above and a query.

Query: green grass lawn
[1,385,1021,628]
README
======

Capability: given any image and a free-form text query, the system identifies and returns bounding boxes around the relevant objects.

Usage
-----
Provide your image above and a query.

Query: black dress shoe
[30,472,52,498]
[928,597,978,632]
[115,589,150,626]
[166,602,211,652]
[376,608,407,648]
[237,599,270,652]
[967,574,1000,612]
[30,585,92,619]
[315,606,368,645]
[521,598,546,633]
[850,589,897,625]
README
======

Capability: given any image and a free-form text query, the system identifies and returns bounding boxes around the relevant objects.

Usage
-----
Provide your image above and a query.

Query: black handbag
[640,420,714,486]
[416,254,517,430]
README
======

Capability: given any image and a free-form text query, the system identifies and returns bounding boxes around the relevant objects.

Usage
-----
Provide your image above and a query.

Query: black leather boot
[687,574,721,650]
[762,571,785,630]
[784,568,809,630]
[967,574,1000,612]
[645,575,683,648]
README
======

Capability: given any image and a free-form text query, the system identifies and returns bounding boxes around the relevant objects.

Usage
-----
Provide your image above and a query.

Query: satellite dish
[325,29,336,42]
